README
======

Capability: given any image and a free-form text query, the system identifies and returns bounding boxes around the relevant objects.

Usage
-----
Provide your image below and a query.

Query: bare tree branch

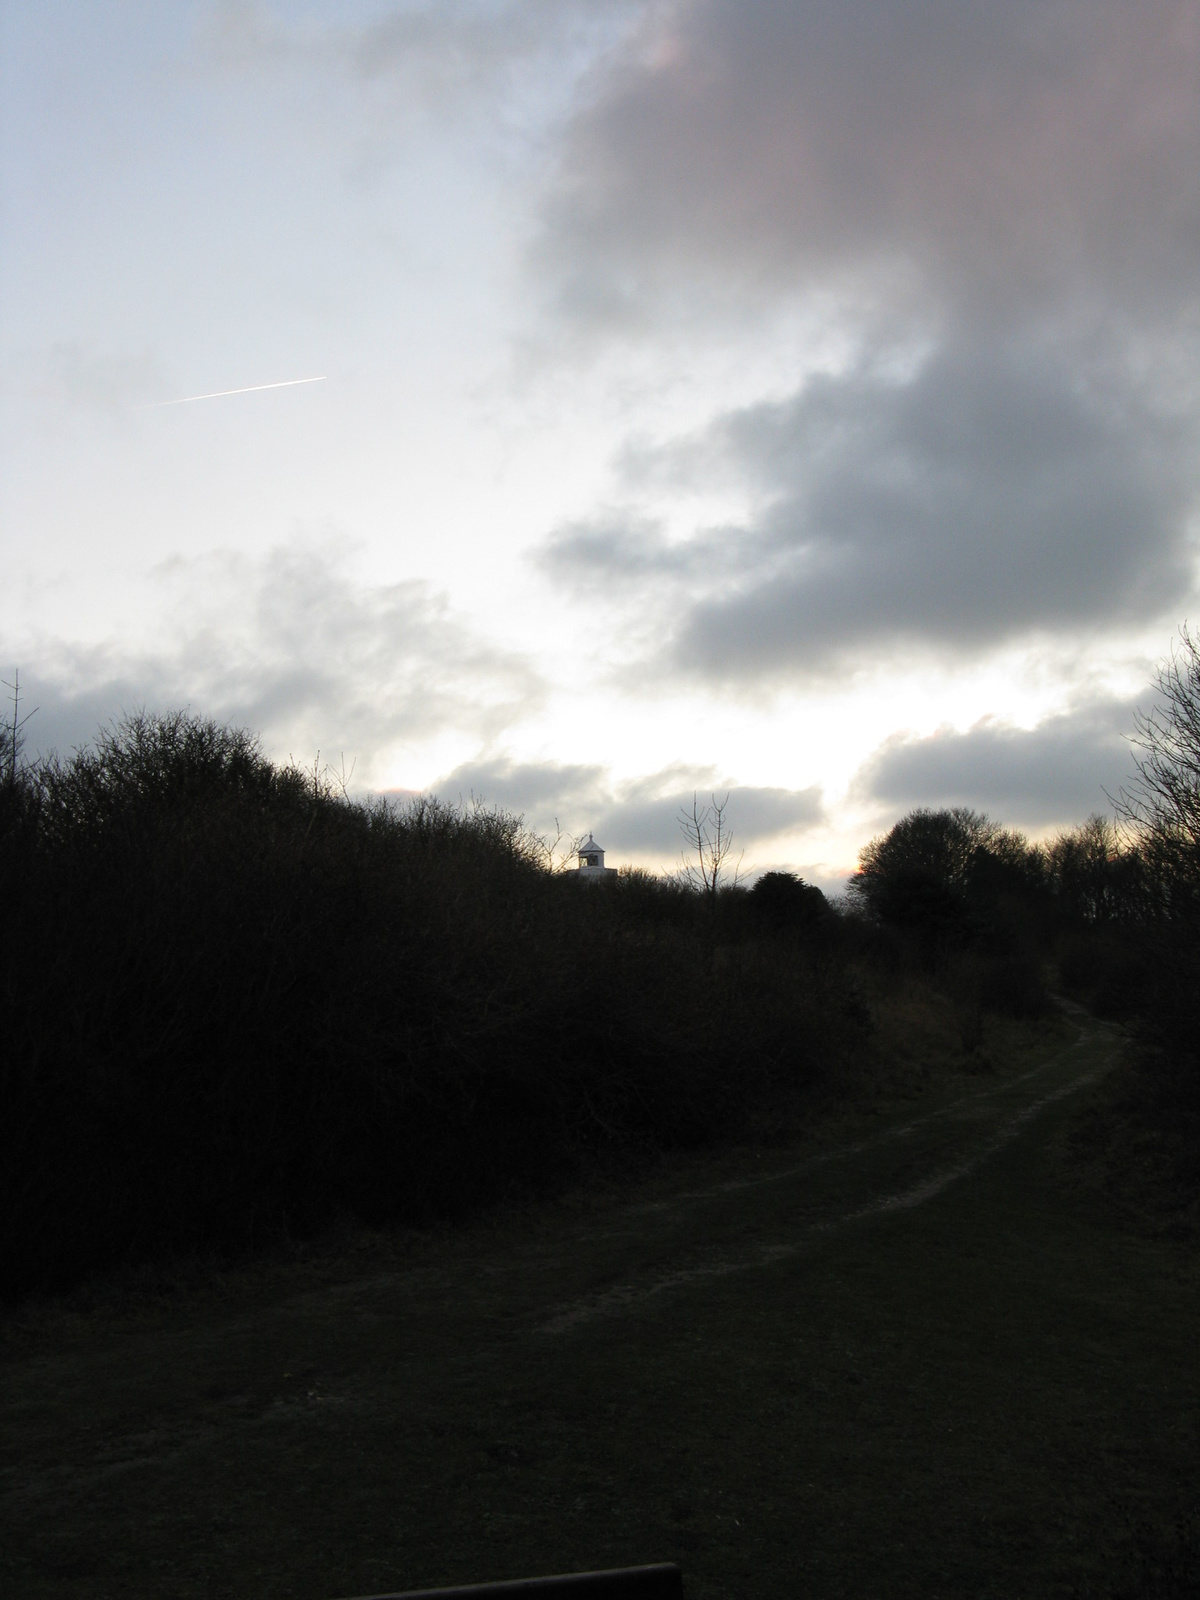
[678,792,741,905]
[1,668,38,786]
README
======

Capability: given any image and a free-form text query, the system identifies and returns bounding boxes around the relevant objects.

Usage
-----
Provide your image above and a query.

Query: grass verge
[3,1007,1196,1600]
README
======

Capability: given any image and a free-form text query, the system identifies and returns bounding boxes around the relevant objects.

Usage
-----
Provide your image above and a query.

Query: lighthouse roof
[580,833,603,853]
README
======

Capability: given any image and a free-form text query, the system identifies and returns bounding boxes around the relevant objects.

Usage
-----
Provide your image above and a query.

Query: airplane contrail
[141,375,327,408]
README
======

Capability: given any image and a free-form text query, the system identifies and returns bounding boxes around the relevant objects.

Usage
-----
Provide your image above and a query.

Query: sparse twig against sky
[2,670,38,786]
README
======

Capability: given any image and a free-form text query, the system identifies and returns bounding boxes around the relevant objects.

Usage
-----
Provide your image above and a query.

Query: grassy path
[3,1009,1198,1599]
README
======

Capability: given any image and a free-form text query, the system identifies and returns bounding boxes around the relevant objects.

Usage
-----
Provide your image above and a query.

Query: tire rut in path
[539,1014,1122,1336]
[0,1014,1123,1516]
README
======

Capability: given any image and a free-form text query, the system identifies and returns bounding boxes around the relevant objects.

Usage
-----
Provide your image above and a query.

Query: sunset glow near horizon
[2,1,1198,887]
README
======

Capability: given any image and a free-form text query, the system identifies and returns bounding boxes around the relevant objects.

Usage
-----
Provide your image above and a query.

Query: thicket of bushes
[6,620,1198,1294]
[1020,629,1200,1081]
[0,713,866,1295]
[841,616,1200,1188]
[846,804,1191,1034]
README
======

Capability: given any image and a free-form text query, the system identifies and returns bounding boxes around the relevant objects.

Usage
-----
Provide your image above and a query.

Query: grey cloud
[595,782,823,854]
[856,697,1139,829]
[199,2,292,67]
[543,329,1198,679]
[433,755,607,814]
[6,344,167,434]
[681,337,1195,675]
[1,675,155,769]
[202,1,636,117]
[533,2,1200,683]
[434,754,823,853]
[353,0,624,85]
[45,344,163,414]
[12,545,540,780]
[539,512,728,595]
[541,0,1200,319]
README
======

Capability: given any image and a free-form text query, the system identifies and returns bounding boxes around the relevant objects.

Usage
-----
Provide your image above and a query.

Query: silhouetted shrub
[1047,816,1144,928]
[851,808,989,929]
[747,871,832,939]
[1057,931,1151,1020]
[975,950,1047,1019]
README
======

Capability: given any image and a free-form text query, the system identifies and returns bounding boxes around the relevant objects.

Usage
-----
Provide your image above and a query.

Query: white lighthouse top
[577,833,613,876]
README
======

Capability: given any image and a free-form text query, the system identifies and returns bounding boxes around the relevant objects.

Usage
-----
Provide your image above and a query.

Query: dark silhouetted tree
[748,870,830,937]
[850,808,997,942]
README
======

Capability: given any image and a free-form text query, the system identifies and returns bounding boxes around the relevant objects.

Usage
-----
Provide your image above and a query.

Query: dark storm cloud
[856,697,1138,828]
[542,0,1200,318]
[13,546,539,772]
[669,334,1193,675]
[435,755,823,853]
[544,330,1196,677]
[536,0,1200,681]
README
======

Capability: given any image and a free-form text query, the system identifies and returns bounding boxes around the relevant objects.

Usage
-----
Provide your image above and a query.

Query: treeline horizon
[2,630,1197,1296]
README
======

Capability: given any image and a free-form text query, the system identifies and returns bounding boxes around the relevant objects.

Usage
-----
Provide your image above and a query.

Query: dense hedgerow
[842,619,1200,1212]
[17,692,1198,1296]
[848,791,1200,1180]
[0,713,865,1295]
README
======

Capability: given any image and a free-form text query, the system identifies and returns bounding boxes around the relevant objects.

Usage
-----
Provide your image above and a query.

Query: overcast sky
[2,0,1197,883]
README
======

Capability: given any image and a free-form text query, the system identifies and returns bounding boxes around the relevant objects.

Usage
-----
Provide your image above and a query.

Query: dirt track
[539,1005,1119,1335]
[4,1006,1197,1600]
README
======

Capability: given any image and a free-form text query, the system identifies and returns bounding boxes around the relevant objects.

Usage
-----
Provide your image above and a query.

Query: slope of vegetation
[3,625,1198,1298]
[0,713,870,1297]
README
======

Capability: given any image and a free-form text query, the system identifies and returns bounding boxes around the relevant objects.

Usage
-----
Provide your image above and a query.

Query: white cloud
[11,544,541,783]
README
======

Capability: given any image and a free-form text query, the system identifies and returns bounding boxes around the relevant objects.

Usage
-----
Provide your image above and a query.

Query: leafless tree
[1113,625,1200,1058]
[678,792,741,904]
[534,817,582,874]
[1,668,37,786]
[1118,624,1200,907]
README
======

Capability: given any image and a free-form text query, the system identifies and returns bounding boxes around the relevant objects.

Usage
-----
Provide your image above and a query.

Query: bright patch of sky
[3,1,1198,883]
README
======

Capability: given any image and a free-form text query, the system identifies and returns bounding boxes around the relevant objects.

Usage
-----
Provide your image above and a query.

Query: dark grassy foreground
[3,1007,1198,1600]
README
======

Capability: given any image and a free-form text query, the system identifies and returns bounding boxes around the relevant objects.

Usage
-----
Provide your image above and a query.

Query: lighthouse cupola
[577,833,612,878]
